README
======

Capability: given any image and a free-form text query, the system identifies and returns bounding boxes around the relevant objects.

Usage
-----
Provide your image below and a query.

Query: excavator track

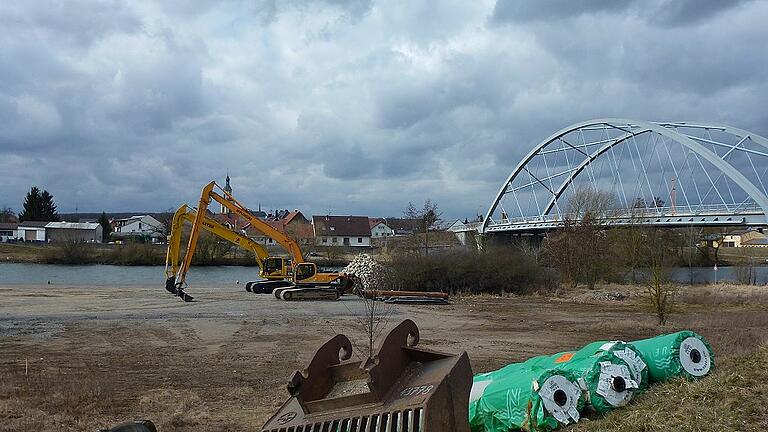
[278,287,341,301]
[245,279,295,294]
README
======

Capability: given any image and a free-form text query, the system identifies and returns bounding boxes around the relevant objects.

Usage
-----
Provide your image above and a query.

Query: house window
[322,237,327,243]
[332,237,337,243]
[138,222,142,229]
[358,237,363,243]
[0,230,12,236]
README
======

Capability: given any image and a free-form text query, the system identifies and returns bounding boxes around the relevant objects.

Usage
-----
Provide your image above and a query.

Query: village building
[112,215,164,243]
[369,218,394,238]
[385,218,421,236]
[17,221,48,242]
[312,215,371,247]
[721,229,767,248]
[0,222,18,242]
[447,219,470,246]
[45,222,103,243]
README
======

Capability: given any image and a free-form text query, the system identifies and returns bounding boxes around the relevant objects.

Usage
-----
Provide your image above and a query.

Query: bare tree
[0,206,15,223]
[153,208,176,238]
[341,256,394,361]
[546,187,617,289]
[643,229,678,325]
[611,209,647,283]
[404,199,443,256]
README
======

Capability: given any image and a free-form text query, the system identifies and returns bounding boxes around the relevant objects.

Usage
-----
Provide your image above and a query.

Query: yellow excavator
[164,204,296,296]
[164,181,354,302]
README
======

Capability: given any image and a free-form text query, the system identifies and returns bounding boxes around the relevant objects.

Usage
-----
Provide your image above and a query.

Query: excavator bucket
[262,319,472,432]
[164,277,194,302]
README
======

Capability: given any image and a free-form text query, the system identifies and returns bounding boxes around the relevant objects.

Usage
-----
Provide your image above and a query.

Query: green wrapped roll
[575,341,650,391]
[515,342,645,413]
[469,367,583,432]
[631,331,714,382]
[561,356,638,413]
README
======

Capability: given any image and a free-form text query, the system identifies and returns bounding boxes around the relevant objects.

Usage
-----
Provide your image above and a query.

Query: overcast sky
[1,0,767,219]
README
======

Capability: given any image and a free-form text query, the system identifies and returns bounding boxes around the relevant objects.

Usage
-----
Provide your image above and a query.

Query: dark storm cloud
[491,0,638,23]
[650,0,756,26]
[1,0,767,219]
[491,0,755,27]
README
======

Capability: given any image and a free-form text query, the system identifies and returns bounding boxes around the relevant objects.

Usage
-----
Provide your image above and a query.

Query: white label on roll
[599,341,620,351]
[469,380,492,402]
[595,362,637,407]
[679,337,712,377]
[539,375,582,425]
[613,348,647,383]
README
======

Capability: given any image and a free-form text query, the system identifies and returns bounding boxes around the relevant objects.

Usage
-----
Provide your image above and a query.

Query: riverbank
[0,282,765,431]
[0,243,352,267]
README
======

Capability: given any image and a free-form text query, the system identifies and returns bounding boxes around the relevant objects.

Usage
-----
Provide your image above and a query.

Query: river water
[0,263,264,287]
[0,263,766,286]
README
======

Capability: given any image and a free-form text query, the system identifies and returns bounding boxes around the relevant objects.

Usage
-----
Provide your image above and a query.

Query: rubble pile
[342,254,388,291]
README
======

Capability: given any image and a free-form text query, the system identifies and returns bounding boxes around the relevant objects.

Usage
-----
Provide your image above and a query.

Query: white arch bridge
[471,119,768,235]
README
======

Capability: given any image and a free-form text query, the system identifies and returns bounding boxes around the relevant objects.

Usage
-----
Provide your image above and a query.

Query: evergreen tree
[40,190,60,221]
[97,212,112,242]
[18,187,60,222]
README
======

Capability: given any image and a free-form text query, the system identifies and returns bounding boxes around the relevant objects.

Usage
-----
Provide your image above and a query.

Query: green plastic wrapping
[469,366,583,432]
[515,341,646,413]
[573,341,650,391]
[631,331,714,382]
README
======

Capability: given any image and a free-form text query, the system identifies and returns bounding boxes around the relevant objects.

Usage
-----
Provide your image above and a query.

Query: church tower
[221,174,233,214]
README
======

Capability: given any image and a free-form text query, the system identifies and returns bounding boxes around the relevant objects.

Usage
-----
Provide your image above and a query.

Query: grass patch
[564,345,768,431]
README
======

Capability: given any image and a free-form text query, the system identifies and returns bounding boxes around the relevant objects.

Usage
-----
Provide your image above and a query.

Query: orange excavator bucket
[261,319,472,432]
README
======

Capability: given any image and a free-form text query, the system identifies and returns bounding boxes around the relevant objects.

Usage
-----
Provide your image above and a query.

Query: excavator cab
[261,257,291,280]
[294,262,317,281]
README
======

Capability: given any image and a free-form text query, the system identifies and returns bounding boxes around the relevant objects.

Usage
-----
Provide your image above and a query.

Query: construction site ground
[1,283,767,431]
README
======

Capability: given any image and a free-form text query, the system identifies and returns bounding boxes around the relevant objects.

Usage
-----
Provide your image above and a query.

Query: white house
[0,223,18,242]
[369,218,394,238]
[722,229,767,248]
[312,215,372,247]
[112,215,164,242]
[447,219,470,246]
[17,221,48,242]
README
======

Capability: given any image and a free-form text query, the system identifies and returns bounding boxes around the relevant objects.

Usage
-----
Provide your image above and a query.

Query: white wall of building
[316,235,371,247]
[0,228,18,241]
[17,227,46,241]
[114,215,164,242]
[370,222,394,238]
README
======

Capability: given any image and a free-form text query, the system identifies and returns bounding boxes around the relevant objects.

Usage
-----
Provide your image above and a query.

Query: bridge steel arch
[481,118,768,233]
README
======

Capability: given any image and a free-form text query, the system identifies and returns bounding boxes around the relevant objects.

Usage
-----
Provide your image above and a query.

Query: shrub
[107,243,163,265]
[43,241,97,264]
[384,246,556,295]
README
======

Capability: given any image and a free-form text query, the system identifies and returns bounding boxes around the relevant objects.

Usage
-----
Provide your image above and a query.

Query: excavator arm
[164,204,275,277]
[164,204,292,299]
[176,182,306,281]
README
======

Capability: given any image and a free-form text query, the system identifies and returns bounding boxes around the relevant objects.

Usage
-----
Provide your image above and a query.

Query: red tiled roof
[312,215,371,237]
[283,210,306,225]
[369,218,385,229]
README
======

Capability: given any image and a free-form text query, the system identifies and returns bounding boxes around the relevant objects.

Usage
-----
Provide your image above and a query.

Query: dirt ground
[1,282,767,431]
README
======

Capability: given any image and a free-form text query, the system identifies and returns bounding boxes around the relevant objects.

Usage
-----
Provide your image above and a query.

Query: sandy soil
[1,283,766,431]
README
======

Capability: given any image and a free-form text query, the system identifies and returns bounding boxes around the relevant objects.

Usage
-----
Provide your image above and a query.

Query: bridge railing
[483,202,764,230]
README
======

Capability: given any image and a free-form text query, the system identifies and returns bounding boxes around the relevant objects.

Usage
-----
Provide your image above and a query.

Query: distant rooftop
[46,222,100,229]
